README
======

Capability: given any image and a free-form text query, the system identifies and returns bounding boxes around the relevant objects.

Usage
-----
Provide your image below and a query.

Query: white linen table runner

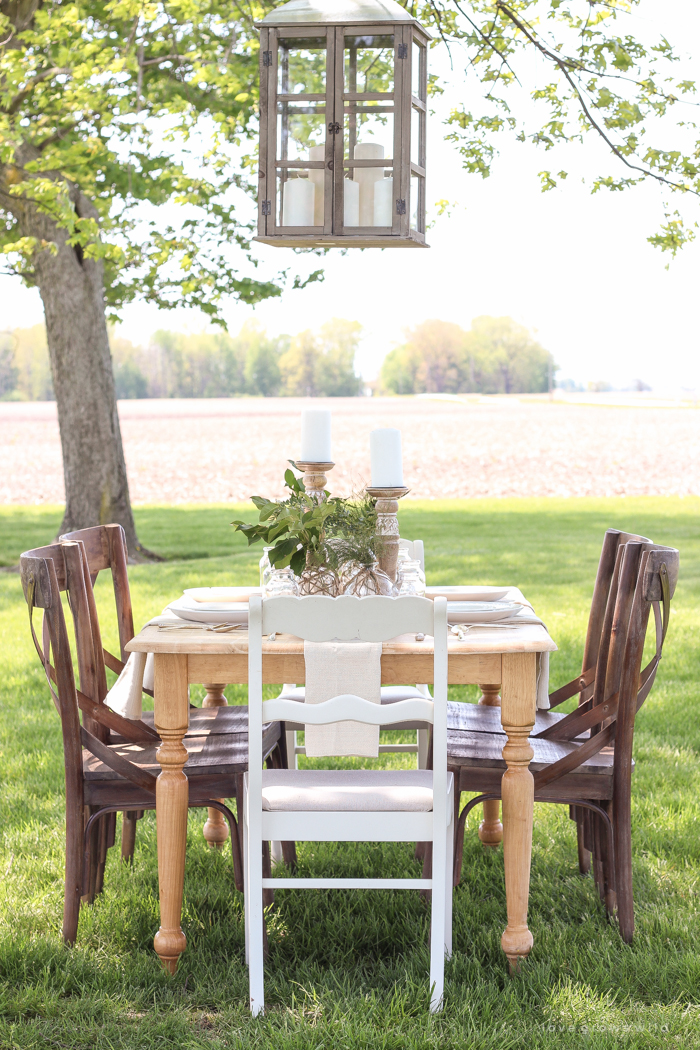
[303,640,382,757]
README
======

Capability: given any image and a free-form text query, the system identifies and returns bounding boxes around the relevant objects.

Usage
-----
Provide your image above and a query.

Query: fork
[157,622,246,633]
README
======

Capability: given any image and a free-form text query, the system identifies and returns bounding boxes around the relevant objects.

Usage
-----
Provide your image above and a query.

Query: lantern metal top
[257,0,424,28]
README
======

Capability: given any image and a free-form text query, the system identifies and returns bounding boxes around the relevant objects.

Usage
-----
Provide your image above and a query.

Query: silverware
[157,622,246,633]
[450,622,517,640]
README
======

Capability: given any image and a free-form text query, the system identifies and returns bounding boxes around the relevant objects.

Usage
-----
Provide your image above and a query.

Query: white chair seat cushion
[260,769,435,812]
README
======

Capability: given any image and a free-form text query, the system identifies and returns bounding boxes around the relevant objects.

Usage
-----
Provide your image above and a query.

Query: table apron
[186,651,502,685]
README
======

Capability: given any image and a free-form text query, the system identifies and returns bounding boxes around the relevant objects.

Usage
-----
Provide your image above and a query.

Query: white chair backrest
[399,538,425,571]
[262,594,434,641]
[247,595,448,821]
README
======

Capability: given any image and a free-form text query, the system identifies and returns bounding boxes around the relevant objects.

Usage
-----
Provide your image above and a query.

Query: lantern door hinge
[396,199,406,214]
[261,200,271,215]
[328,121,341,134]
[263,50,272,66]
[398,43,408,58]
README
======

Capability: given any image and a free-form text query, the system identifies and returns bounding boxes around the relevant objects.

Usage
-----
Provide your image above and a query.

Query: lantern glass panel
[343,165,393,227]
[344,34,394,95]
[277,170,323,227]
[411,104,422,165]
[344,103,394,162]
[410,172,423,232]
[277,101,326,162]
[412,40,425,100]
[277,36,326,95]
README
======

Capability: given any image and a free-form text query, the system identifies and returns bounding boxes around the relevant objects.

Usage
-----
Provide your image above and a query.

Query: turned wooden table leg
[153,653,190,974]
[478,684,503,846]
[500,653,536,972]
[202,684,230,848]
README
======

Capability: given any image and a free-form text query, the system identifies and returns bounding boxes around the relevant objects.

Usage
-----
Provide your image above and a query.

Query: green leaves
[0,0,295,317]
[231,469,378,577]
[435,0,699,254]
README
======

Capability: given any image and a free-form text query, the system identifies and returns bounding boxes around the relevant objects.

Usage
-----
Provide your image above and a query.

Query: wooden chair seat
[447,701,580,738]
[447,729,617,802]
[109,707,278,743]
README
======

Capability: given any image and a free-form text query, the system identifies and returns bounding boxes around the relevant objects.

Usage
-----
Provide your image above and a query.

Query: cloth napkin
[303,640,382,758]
[104,650,154,720]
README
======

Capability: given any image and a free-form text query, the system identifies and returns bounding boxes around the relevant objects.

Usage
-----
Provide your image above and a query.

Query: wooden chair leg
[94,815,109,897]
[613,793,634,943]
[600,800,617,918]
[63,790,84,944]
[84,806,100,904]
[121,811,138,863]
[591,809,606,900]
[577,808,591,875]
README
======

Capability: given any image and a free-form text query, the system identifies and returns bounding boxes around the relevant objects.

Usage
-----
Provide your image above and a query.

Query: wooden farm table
[127,607,557,974]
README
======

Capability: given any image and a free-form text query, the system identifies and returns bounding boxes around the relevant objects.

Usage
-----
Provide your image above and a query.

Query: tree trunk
[6,159,150,559]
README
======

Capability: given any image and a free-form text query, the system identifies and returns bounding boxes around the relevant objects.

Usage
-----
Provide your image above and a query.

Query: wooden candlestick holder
[296,461,334,503]
[366,485,410,583]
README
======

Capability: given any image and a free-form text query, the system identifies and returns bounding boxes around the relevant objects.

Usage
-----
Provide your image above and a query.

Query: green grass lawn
[0,497,698,1048]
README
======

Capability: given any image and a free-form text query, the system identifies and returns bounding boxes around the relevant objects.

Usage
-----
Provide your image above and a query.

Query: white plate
[426,585,510,602]
[183,586,260,606]
[168,596,249,624]
[446,600,522,623]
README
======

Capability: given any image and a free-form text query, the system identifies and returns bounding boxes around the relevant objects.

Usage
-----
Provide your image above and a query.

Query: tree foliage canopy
[419,0,699,253]
[0,0,697,330]
[381,315,553,394]
[0,0,322,322]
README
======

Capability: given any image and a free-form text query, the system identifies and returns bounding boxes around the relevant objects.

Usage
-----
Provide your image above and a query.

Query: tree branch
[495,1,699,196]
[3,66,71,114]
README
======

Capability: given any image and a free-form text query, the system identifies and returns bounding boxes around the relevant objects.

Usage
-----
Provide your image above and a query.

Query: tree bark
[3,157,150,558]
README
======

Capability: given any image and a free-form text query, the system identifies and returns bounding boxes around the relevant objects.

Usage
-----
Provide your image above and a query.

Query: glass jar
[397,557,426,597]
[342,561,395,596]
[266,566,300,597]
[259,546,274,596]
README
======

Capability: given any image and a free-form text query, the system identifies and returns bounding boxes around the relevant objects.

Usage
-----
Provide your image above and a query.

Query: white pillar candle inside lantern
[370,428,403,487]
[344,178,360,226]
[301,408,332,461]
[353,142,385,226]
[373,178,393,227]
[283,177,314,226]
[308,144,325,226]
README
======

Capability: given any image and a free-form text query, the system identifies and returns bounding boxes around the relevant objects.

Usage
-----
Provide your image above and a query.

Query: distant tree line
[0,319,363,400]
[380,317,554,395]
[0,315,553,401]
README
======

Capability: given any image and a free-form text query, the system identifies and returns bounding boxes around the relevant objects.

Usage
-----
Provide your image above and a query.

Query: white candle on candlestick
[370,428,403,487]
[300,409,332,461]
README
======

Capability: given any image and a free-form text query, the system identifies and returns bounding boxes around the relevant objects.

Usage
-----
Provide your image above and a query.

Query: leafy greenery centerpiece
[232,466,392,596]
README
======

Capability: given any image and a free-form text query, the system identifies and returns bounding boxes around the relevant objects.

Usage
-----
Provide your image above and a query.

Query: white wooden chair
[281,538,429,771]
[244,594,453,1015]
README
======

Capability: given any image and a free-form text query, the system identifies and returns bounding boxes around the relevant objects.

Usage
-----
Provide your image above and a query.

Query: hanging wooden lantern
[255,0,430,248]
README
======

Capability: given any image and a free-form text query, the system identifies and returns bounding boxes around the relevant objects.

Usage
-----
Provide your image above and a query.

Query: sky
[1,1,698,394]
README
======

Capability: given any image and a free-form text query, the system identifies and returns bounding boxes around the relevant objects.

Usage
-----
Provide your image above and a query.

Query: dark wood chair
[448,540,678,942]
[19,542,284,943]
[445,528,650,860]
[58,524,296,872]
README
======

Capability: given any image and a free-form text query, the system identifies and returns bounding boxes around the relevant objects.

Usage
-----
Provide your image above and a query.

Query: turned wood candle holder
[366,485,410,583]
[295,461,334,503]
